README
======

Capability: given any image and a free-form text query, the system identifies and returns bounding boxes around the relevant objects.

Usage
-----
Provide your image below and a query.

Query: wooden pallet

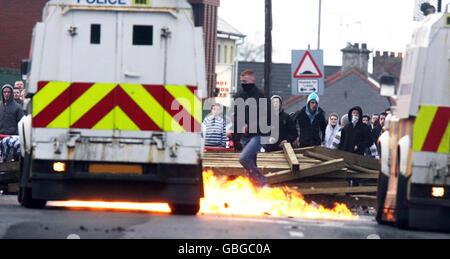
[203,143,379,206]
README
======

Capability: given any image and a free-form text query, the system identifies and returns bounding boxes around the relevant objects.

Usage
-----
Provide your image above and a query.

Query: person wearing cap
[264,95,298,152]
[292,92,326,148]
[0,84,24,135]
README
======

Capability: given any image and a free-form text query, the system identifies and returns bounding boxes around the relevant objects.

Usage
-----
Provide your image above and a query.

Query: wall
[0,0,48,69]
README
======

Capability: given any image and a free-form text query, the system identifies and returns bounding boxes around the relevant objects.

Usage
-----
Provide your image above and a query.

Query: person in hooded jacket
[292,92,326,148]
[264,95,298,152]
[0,84,24,135]
[338,106,373,155]
[322,113,340,148]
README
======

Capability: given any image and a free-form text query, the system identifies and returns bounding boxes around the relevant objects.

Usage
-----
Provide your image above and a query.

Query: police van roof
[49,0,191,9]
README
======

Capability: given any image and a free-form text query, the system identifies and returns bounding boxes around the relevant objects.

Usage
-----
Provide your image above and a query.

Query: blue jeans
[239,136,267,186]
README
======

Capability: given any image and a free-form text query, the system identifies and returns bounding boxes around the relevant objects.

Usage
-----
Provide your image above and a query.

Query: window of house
[217,44,222,63]
[90,24,101,44]
[230,46,234,63]
[133,25,153,45]
[224,45,228,64]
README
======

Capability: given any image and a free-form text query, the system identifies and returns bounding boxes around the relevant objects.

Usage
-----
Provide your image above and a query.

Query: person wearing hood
[322,113,340,148]
[264,95,298,152]
[228,70,269,186]
[292,92,326,148]
[338,106,373,155]
[0,84,24,135]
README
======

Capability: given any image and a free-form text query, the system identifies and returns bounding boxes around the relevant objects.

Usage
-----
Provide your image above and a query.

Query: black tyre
[375,172,389,224]
[170,203,200,215]
[18,152,47,209]
[19,187,47,209]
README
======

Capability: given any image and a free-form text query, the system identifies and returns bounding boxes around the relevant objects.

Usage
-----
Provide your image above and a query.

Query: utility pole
[264,0,272,98]
[317,0,322,50]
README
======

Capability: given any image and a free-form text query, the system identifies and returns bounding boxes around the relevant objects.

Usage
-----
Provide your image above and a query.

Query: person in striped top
[202,103,228,147]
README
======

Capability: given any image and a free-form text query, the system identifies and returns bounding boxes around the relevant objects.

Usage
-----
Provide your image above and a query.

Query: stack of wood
[0,162,20,194]
[203,143,379,207]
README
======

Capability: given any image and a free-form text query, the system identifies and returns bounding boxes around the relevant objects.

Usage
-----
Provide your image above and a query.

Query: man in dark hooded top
[338,106,372,155]
[0,84,24,135]
[264,95,298,152]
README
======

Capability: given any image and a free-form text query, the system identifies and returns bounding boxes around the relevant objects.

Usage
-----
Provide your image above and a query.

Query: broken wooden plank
[7,183,19,194]
[0,162,20,172]
[274,180,350,189]
[292,186,377,195]
[266,158,345,184]
[0,171,19,181]
[303,150,334,161]
[314,170,379,179]
[302,194,377,208]
[282,142,299,172]
[304,150,379,174]
[311,146,379,170]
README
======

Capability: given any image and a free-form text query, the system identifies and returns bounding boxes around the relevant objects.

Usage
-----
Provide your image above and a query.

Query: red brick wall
[188,0,220,98]
[0,0,219,96]
[0,0,48,69]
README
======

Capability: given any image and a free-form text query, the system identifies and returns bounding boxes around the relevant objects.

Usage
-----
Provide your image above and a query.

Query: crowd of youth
[202,70,390,186]
[0,81,27,162]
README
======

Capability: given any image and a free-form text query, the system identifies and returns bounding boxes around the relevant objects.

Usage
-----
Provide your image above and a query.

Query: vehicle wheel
[170,203,200,215]
[375,170,389,224]
[19,187,47,209]
[394,161,409,229]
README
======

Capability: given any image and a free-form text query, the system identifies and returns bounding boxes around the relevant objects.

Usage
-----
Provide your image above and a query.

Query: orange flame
[48,200,171,213]
[199,170,357,220]
[48,170,357,220]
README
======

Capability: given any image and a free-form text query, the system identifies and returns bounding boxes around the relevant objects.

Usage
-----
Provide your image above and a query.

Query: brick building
[372,51,403,82]
[0,0,48,69]
[188,0,220,98]
[0,0,220,97]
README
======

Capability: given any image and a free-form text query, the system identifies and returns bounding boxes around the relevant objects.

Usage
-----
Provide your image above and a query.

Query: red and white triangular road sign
[294,51,323,78]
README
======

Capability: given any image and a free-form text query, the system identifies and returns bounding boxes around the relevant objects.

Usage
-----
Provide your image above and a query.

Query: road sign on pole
[291,50,324,95]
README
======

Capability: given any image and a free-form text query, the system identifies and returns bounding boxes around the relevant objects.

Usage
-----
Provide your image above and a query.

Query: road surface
[1,194,449,240]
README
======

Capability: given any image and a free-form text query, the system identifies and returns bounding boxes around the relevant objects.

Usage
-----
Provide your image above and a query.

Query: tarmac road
[1,194,449,240]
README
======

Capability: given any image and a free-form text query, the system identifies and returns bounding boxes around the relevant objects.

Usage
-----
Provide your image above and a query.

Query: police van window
[90,24,101,44]
[133,0,148,5]
[133,25,153,46]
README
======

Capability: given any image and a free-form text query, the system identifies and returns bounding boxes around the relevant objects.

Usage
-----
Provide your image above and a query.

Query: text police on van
[77,0,127,5]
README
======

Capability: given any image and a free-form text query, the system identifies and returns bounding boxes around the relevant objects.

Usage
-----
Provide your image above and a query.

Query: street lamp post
[264,0,272,99]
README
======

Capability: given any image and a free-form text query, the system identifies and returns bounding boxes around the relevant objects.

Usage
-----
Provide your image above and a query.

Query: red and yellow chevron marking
[32,81,202,132]
[413,105,450,153]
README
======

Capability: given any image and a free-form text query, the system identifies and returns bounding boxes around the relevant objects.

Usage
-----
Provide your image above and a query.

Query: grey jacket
[0,84,24,135]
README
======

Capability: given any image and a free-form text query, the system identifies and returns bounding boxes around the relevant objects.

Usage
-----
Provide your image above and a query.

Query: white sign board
[215,64,233,107]
[291,50,324,95]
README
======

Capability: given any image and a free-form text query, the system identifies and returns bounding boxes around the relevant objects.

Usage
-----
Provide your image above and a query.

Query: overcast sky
[218,0,449,69]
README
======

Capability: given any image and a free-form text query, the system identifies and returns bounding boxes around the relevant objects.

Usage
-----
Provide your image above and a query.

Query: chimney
[373,50,403,83]
[341,43,371,76]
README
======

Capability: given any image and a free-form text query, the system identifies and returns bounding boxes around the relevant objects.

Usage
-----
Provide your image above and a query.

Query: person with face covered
[292,92,326,148]
[338,106,373,155]
[227,70,269,186]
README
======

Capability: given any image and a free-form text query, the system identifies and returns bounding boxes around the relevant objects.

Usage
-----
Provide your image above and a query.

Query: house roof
[283,68,380,110]
[217,17,246,38]
[237,61,341,103]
